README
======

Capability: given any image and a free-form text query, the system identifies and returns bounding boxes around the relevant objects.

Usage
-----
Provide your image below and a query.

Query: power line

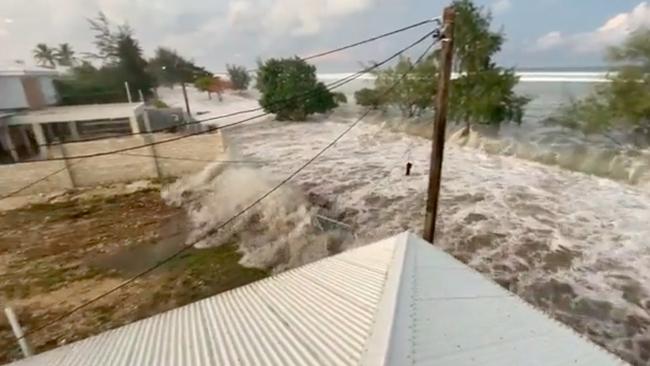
[0,166,71,200]
[301,19,438,61]
[13,28,439,165]
[39,19,438,148]
[2,27,440,206]
[18,37,440,341]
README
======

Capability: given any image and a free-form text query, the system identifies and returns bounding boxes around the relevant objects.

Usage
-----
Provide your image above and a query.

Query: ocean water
[164,75,650,365]
[320,73,650,187]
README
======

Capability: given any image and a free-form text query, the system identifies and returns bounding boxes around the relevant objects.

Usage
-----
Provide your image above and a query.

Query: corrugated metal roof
[361,233,627,366]
[8,232,627,366]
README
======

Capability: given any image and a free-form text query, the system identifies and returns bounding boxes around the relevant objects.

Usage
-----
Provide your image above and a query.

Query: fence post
[141,113,161,180]
[58,141,76,189]
[4,307,33,358]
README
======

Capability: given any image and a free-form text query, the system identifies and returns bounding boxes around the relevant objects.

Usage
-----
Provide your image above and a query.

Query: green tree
[55,43,76,67]
[355,88,384,109]
[195,76,216,99]
[449,0,529,129]
[556,28,650,142]
[86,12,121,62]
[333,92,347,104]
[54,62,125,105]
[115,31,154,99]
[149,47,211,87]
[33,43,56,68]
[227,64,251,90]
[256,57,338,121]
[374,54,438,117]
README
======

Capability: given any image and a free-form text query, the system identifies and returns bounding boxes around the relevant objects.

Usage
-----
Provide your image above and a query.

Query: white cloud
[491,0,511,15]
[532,31,563,51]
[0,0,378,70]
[228,0,374,36]
[530,1,650,53]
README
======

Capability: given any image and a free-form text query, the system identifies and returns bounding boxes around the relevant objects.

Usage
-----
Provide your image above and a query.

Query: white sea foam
[160,87,650,365]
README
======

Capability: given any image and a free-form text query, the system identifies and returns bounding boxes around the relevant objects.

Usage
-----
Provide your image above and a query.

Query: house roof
[8,232,626,366]
[8,103,145,125]
[0,62,59,77]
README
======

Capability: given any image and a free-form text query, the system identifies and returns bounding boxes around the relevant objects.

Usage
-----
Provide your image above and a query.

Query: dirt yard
[0,187,267,364]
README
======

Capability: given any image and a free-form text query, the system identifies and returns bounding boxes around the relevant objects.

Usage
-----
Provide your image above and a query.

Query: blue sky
[1,0,649,71]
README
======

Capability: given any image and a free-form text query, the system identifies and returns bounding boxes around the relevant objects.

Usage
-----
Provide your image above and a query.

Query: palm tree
[55,43,76,67]
[33,43,56,68]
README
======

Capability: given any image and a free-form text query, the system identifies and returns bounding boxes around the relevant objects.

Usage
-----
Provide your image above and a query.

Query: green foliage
[148,47,211,87]
[557,28,650,140]
[354,88,384,109]
[256,57,338,121]
[116,32,154,99]
[86,12,123,62]
[153,100,169,109]
[55,43,76,67]
[227,64,251,90]
[448,0,529,126]
[54,13,154,104]
[194,76,217,99]
[450,66,529,125]
[356,0,527,124]
[333,92,347,104]
[374,54,437,117]
[55,63,126,105]
[33,43,56,68]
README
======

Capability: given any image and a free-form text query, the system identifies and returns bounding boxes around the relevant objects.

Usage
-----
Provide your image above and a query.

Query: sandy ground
[0,184,266,364]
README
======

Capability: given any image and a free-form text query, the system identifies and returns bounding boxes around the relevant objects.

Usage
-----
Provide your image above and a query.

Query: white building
[0,65,59,111]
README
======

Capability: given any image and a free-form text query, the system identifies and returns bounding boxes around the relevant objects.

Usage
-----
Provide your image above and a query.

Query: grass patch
[164,244,268,303]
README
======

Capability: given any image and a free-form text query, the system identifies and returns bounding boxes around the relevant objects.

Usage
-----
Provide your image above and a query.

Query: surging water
[215,116,649,365]
[161,82,650,364]
[319,75,650,187]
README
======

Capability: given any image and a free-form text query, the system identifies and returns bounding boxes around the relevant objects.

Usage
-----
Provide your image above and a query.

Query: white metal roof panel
[8,232,626,366]
[9,236,396,366]
[360,232,627,366]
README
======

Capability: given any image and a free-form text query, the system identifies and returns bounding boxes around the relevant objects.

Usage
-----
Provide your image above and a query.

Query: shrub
[333,92,347,104]
[153,99,169,108]
[354,88,384,109]
[227,64,251,90]
[256,57,338,121]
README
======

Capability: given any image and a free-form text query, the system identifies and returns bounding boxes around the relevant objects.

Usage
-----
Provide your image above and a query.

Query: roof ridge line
[359,231,413,366]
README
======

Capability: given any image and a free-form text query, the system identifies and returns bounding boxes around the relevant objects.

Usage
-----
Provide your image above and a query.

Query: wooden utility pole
[423,6,455,243]
[181,82,191,121]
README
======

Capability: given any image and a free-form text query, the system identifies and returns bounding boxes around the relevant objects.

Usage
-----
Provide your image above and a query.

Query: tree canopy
[55,12,155,104]
[256,57,338,121]
[55,43,76,67]
[373,54,438,118]
[555,28,650,143]
[33,44,56,68]
[227,64,251,90]
[355,0,528,125]
[448,0,529,127]
[148,47,211,87]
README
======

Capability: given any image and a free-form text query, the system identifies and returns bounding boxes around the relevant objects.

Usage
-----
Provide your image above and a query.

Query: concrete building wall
[0,76,28,110]
[21,77,47,109]
[38,76,58,105]
[0,131,224,197]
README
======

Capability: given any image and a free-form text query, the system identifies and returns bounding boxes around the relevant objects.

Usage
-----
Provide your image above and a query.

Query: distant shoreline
[317,71,612,83]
